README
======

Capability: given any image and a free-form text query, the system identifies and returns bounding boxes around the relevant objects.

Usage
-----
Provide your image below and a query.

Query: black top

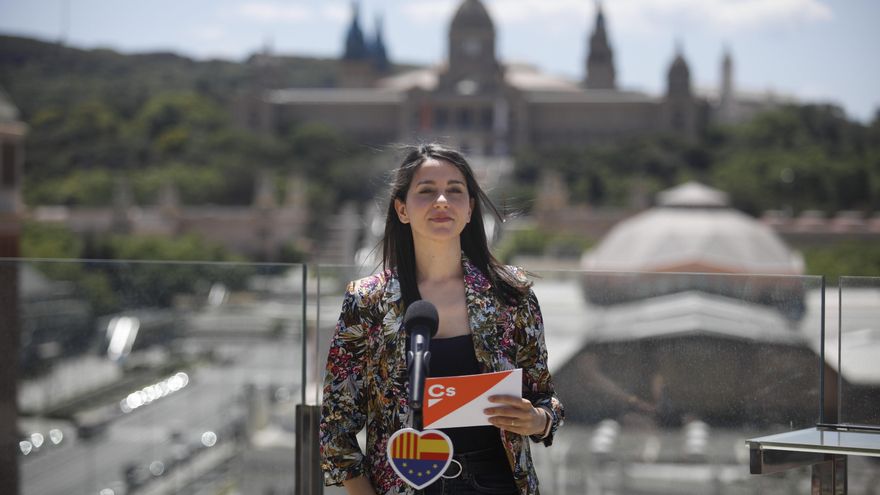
[429,334,505,454]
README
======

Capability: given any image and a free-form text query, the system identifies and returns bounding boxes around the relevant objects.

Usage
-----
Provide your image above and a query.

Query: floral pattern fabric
[320,257,564,495]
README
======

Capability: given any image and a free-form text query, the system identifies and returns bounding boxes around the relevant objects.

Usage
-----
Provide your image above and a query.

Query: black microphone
[404,300,439,419]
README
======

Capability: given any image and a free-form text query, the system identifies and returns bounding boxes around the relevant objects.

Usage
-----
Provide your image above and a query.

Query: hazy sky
[1,0,878,122]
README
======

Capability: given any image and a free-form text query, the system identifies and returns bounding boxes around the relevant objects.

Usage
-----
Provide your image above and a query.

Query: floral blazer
[320,257,564,495]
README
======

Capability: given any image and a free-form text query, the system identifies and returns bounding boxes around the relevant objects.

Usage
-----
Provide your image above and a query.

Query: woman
[320,144,563,495]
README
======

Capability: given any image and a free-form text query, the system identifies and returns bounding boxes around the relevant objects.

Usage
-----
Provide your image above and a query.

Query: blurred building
[760,208,880,246]
[29,173,309,261]
[554,182,818,425]
[531,172,880,246]
[248,0,785,154]
[580,182,805,275]
[538,182,880,492]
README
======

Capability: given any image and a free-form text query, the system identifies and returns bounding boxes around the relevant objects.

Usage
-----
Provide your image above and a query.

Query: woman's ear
[394,198,409,224]
[468,198,475,223]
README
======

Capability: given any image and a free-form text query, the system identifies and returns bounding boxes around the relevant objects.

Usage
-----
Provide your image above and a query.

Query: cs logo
[426,384,456,406]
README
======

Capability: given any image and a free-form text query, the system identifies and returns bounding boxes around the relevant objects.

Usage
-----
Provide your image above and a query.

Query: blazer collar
[461,256,503,372]
[386,254,504,432]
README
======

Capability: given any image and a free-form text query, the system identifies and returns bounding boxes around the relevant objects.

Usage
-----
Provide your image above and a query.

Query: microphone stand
[404,300,438,433]
[408,345,430,431]
[408,345,430,495]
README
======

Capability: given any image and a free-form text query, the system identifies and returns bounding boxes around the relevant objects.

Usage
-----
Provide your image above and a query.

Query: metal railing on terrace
[3,259,879,495]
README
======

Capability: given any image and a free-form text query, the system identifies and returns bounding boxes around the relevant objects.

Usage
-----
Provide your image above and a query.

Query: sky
[1,0,878,123]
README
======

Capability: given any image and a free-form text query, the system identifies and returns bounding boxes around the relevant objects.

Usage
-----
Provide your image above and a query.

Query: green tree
[803,241,880,281]
[89,234,251,308]
[129,91,228,161]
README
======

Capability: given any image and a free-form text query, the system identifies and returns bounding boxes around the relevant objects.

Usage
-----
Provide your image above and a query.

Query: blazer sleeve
[319,283,370,485]
[516,288,565,446]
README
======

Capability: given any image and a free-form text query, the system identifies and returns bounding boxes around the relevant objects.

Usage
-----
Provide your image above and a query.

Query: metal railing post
[295,404,323,495]
[811,455,847,495]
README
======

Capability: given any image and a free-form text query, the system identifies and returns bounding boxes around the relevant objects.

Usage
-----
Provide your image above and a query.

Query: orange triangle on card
[423,370,513,426]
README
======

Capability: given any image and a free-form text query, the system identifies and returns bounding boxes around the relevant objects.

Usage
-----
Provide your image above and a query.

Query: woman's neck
[413,239,463,283]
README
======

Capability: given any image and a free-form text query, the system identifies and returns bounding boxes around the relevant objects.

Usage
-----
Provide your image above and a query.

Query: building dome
[581,181,804,274]
[450,0,494,31]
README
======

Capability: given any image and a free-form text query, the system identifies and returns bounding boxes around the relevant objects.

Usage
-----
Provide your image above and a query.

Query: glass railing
[311,266,827,494]
[837,276,880,428]
[530,270,824,494]
[9,259,305,495]
[8,258,878,494]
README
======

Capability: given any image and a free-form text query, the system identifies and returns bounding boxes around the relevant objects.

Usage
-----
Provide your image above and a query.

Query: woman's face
[394,158,474,244]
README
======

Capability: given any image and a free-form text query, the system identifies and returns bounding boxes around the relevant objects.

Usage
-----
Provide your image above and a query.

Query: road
[21,301,302,495]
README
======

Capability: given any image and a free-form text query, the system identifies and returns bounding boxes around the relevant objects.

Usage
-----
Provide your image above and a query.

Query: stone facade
[253,0,782,154]
[30,174,309,262]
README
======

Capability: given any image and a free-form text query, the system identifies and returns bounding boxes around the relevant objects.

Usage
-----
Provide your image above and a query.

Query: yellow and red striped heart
[386,428,453,489]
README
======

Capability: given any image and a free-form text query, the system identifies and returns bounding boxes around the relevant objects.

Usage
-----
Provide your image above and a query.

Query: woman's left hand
[484,395,547,436]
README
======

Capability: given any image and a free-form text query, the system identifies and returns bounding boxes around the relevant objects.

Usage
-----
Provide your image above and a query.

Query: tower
[371,15,390,74]
[718,46,736,124]
[664,42,697,138]
[438,0,503,94]
[340,1,374,87]
[340,2,392,87]
[585,2,616,90]
[342,1,368,61]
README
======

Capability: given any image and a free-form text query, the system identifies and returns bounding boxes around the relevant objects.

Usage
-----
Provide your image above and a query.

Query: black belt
[442,445,509,479]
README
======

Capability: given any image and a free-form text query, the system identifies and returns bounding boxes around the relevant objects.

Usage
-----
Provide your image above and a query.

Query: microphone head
[403,300,439,338]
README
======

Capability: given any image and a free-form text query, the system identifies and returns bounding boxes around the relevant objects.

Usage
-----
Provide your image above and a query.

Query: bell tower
[340,1,374,87]
[664,43,697,138]
[585,2,616,89]
[718,45,736,124]
[438,0,503,94]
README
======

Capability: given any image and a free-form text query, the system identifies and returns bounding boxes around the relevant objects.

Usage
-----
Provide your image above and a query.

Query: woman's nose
[434,193,449,206]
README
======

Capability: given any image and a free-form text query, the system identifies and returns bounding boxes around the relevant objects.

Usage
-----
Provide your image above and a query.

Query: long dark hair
[382,143,529,307]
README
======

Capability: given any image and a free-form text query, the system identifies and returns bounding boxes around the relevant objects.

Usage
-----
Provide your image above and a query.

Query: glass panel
[748,427,880,457]
[10,258,303,495]
[312,264,375,409]
[530,270,822,493]
[313,264,825,493]
[838,276,880,427]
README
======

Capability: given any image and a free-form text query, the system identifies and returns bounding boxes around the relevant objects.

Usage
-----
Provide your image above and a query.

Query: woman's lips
[430,217,453,223]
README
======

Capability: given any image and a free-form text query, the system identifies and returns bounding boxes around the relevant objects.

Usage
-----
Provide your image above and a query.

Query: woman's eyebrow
[415,179,465,186]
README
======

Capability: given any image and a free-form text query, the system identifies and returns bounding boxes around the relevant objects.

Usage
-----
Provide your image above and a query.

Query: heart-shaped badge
[386,428,453,489]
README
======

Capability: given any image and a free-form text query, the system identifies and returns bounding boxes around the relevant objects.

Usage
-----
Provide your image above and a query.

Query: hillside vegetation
[2,35,879,276]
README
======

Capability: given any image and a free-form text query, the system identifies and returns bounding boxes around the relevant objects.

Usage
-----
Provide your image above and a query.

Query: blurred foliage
[4,34,880,274]
[803,241,880,281]
[0,35,340,117]
[511,105,880,216]
[21,221,252,311]
[21,221,84,259]
[1,34,380,215]
[20,223,120,314]
[495,227,594,264]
